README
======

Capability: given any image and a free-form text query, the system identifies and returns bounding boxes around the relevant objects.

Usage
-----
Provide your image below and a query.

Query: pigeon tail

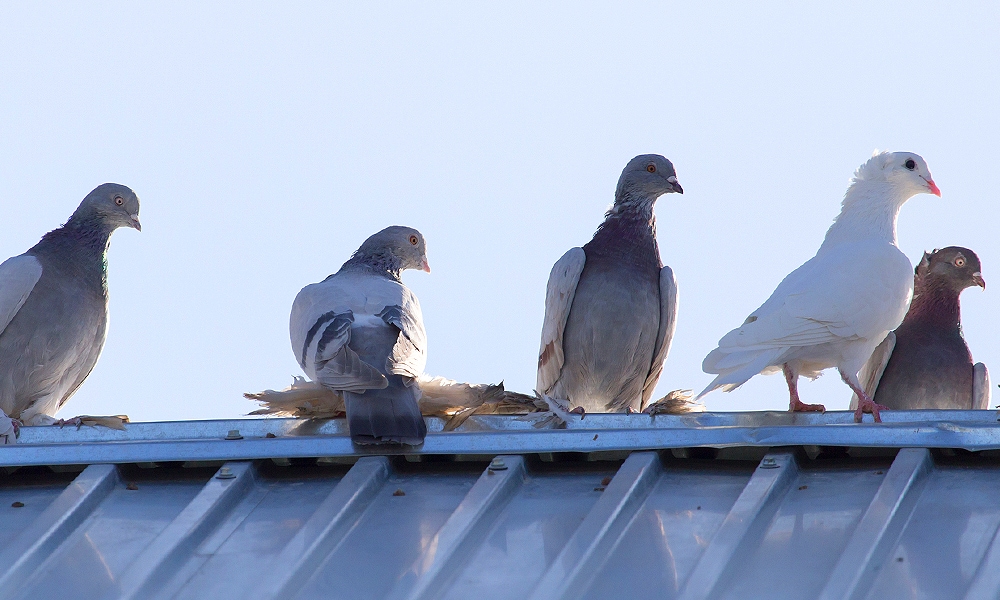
[698,347,787,399]
[344,384,426,446]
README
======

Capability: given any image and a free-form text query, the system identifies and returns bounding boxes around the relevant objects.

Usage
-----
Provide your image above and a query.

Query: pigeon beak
[973,272,986,290]
[420,257,431,273]
[924,177,942,197]
[129,215,142,231]
[666,175,684,194]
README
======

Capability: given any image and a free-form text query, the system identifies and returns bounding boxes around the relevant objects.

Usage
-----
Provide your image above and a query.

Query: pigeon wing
[536,248,585,395]
[0,255,42,336]
[973,362,990,410]
[312,311,388,392]
[850,332,895,410]
[717,244,912,353]
[378,288,427,378]
[641,265,678,407]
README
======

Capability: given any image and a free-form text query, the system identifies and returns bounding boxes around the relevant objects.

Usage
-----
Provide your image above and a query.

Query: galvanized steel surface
[0,412,999,599]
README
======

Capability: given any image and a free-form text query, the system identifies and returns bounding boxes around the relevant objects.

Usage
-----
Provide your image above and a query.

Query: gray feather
[536,155,682,413]
[0,183,140,424]
[289,225,430,445]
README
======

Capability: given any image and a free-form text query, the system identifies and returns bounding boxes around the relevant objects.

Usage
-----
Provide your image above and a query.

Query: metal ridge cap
[0,417,999,467]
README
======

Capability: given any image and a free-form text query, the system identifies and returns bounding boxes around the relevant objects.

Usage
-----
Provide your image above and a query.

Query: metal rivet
[489,457,507,471]
[760,457,779,469]
[225,429,243,440]
[216,467,236,479]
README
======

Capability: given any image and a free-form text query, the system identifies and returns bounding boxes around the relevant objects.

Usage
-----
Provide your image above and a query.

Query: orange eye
[114,196,124,206]
[646,164,656,173]
[955,257,966,268]
[409,235,418,246]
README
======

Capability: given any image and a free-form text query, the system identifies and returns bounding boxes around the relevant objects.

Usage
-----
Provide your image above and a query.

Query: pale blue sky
[0,2,997,421]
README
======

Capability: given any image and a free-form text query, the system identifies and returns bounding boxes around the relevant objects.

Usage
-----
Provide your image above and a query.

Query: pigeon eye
[954,256,966,268]
[904,159,916,171]
[408,235,418,246]
[114,196,124,206]
[646,164,656,173]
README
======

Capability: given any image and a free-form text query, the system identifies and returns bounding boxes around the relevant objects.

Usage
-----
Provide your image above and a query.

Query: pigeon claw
[56,417,84,430]
[570,406,586,419]
[854,398,889,423]
[790,399,826,413]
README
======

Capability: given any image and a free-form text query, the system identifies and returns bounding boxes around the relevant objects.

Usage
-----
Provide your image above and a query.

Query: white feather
[700,151,937,400]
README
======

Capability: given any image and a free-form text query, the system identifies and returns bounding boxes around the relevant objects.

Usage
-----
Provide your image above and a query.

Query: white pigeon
[290,226,430,445]
[698,151,941,422]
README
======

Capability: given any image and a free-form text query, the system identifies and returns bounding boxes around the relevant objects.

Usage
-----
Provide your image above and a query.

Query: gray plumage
[290,226,430,445]
[0,183,141,424]
[536,154,683,413]
[852,247,989,410]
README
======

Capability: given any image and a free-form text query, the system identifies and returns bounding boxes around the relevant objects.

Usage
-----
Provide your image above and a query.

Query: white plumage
[699,151,942,422]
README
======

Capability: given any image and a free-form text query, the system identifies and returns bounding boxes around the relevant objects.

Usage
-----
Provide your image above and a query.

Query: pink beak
[421,257,431,273]
[926,178,941,197]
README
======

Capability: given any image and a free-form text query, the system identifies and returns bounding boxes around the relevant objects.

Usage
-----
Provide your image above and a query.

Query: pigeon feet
[56,417,84,430]
[853,397,889,423]
[790,399,826,413]
[783,363,825,413]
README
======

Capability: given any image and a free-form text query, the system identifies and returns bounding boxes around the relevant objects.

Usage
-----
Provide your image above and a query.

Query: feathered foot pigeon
[852,247,988,412]
[536,154,683,414]
[290,226,430,445]
[0,184,140,435]
[699,151,941,423]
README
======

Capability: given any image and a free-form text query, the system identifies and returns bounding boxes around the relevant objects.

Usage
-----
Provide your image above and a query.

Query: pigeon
[851,247,988,410]
[699,151,941,422]
[290,226,430,445]
[0,183,140,431]
[536,154,683,413]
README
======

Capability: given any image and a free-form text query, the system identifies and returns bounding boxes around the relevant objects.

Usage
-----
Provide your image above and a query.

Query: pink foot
[570,406,586,419]
[56,417,84,430]
[11,419,20,439]
[790,398,826,413]
[854,397,888,423]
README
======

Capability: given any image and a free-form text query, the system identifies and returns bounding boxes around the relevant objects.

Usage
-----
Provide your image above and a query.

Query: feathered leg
[840,368,888,423]
[783,363,825,413]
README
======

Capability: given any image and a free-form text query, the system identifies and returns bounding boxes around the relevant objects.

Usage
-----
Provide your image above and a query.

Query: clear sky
[0,2,997,421]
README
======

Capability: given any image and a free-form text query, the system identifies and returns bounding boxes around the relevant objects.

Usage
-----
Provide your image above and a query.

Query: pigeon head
[854,151,940,199]
[352,225,430,276]
[69,183,141,232]
[614,154,683,207]
[917,246,985,292]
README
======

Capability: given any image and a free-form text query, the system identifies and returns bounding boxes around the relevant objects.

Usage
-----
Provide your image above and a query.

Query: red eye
[409,235,418,246]
[646,164,656,173]
[114,196,124,206]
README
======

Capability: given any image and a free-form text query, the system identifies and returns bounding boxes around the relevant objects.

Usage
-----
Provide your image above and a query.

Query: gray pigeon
[536,154,683,413]
[852,247,989,410]
[290,226,430,445]
[0,183,140,427]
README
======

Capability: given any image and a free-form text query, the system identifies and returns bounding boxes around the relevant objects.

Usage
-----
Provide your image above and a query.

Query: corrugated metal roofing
[2,411,1000,599]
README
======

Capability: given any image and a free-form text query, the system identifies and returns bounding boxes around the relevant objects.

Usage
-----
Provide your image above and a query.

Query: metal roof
[2,411,1000,599]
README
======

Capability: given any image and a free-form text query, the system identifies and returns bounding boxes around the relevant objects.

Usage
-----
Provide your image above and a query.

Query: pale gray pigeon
[699,151,941,422]
[290,226,430,445]
[0,183,140,430]
[852,246,989,410]
[536,154,683,413]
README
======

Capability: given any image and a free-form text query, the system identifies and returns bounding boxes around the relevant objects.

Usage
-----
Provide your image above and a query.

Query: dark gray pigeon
[536,154,683,413]
[0,183,140,429]
[851,247,989,410]
[290,226,430,445]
